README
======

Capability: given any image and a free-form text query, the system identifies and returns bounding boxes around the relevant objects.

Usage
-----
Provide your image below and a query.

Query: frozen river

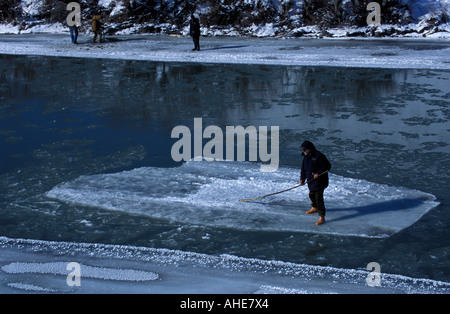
[0,34,450,293]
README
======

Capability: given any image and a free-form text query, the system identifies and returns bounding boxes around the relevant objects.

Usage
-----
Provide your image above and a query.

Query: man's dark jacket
[190,17,200,38]
[300,141,332,191]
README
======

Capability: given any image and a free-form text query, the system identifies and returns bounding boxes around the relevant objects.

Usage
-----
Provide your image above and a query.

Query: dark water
[0,54,449,281]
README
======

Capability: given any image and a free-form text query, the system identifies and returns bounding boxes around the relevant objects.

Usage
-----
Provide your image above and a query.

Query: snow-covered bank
[2,0,450,39]
[1,236,450,294]
[0,33,450,69]
[1,20,449,39]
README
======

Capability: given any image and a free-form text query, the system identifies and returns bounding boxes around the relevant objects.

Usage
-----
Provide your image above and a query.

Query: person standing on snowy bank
[300,140,332,225]
[69,24,78,44]
[189,14,200,51]
[92,14,102,43]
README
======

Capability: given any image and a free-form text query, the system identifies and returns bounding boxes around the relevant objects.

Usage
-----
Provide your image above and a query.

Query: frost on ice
[1,236,450,294]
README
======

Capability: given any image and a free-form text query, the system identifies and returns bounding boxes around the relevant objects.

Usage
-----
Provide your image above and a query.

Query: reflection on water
[1,54,449,179]
[0,55,403,126]
[1,54,448,154]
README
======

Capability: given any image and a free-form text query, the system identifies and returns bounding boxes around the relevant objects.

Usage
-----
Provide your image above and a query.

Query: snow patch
[251,23,278,37]
[21,0,44,17]
[2,262,159,281]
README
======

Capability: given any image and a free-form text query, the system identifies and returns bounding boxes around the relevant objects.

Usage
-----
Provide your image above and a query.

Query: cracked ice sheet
[1,236,449,294]
[45,160,438,238]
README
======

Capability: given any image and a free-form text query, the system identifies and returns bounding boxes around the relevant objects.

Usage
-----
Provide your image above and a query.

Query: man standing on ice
[299,140,332,225]
[189,14,201,51]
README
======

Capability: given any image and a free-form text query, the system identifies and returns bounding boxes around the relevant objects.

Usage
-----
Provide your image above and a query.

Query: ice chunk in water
[46,160,438,238]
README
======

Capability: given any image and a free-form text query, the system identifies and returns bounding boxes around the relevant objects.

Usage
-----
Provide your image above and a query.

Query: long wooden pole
[239,171,329,202]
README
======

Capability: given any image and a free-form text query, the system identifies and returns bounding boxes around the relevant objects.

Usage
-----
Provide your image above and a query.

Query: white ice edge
[1,236,450,294]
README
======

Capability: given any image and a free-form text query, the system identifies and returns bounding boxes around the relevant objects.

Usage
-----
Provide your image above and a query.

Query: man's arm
[300,160,306,185]
[316,152,331,176]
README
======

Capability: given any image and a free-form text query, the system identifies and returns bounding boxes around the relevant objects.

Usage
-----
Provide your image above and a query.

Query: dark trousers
[309,189,326,217]
[69,26,78,44]
[94,31,102,43]
[193,36,200,51]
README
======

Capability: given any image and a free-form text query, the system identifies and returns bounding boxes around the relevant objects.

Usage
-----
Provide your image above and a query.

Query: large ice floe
[45,160,438,238]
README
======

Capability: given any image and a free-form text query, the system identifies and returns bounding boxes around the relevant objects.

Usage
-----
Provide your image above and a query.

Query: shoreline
[1,33,450,69]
